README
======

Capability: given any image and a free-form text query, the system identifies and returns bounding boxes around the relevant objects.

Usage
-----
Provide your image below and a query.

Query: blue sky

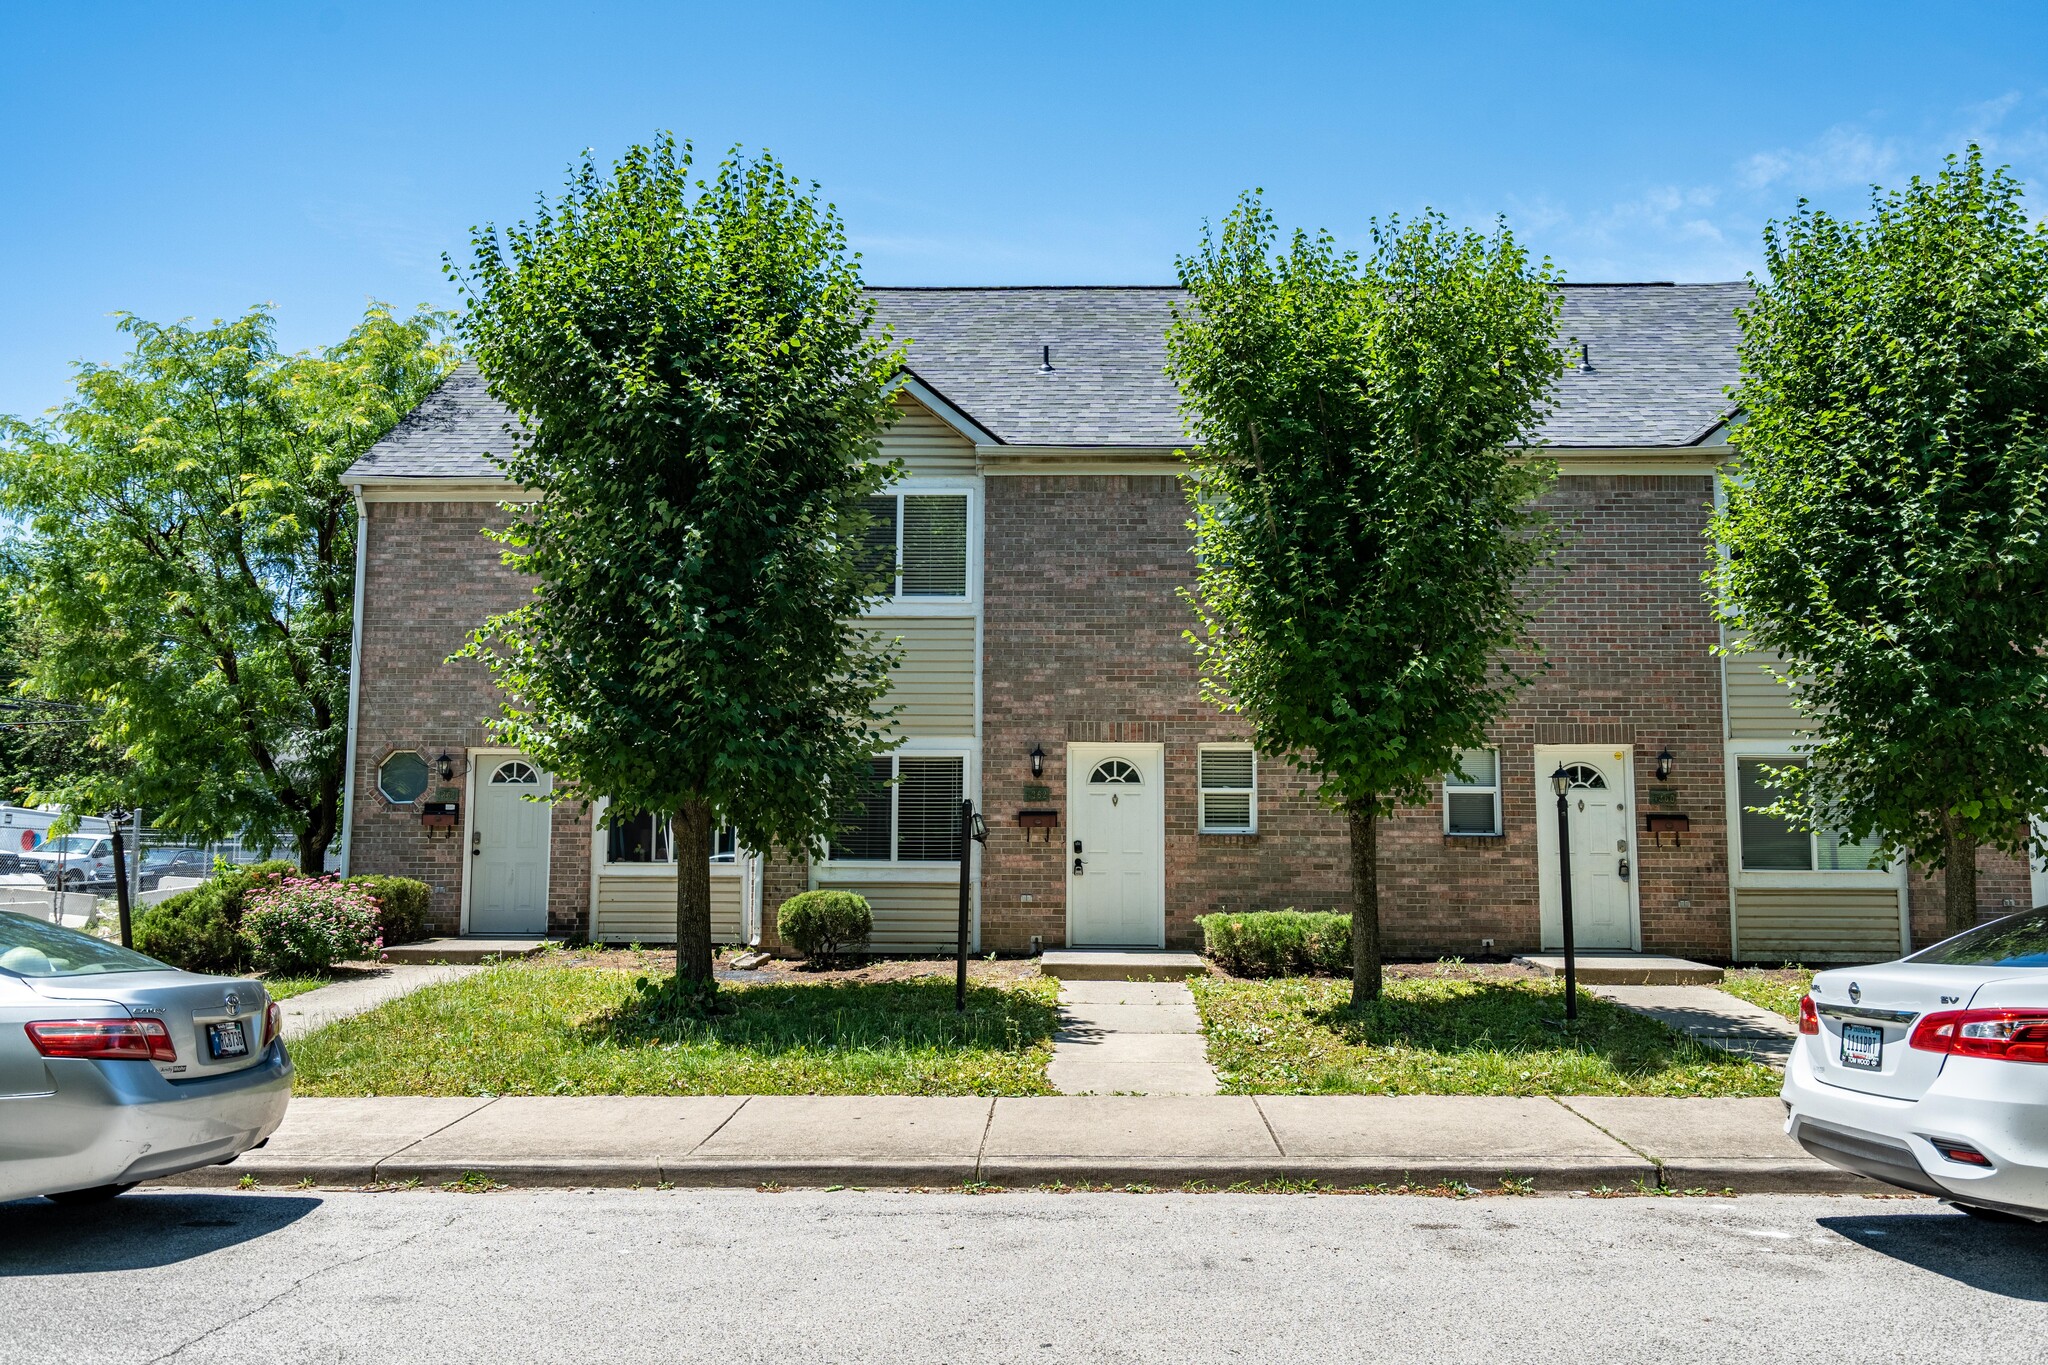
[4,1,2046,419]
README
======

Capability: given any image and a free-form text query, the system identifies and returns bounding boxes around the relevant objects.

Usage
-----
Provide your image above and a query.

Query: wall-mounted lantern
[1655,747,1674,782]
[1030,743,1045,778]
[436,751,456,781]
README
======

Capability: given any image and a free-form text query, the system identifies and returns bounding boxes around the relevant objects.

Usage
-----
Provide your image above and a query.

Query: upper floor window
[828,754,966,862]
[1736,759,1885,871]
[1443,748,1502,836]
[863,492,969,601]
[1197,746,1256,833]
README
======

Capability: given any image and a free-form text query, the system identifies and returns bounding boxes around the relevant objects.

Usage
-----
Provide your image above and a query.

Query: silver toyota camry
[0,911,291,1205]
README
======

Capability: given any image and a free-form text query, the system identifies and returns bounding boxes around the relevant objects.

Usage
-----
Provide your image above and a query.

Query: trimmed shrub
[242,875,382,973]
[131,859,299,974]
[346,874,431,946]
[1196,910,1351,977]
[776,890,873,966]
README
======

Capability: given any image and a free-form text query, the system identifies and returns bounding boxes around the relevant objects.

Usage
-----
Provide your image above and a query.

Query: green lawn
[1719,968,1815,1021]
[1190,976,1780,1097]
[290,965,1062,1097]
[260,975,337,1001]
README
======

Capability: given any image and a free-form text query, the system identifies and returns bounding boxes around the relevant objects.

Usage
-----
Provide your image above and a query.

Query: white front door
[1066,742,1165,948]
[469,755,551,936]
[1533,745,1638,951]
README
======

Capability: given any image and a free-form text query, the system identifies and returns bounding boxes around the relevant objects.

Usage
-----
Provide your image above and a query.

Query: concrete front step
[380,936,560,965]
[1515,952,1724,986]
[1039,950,1209,982]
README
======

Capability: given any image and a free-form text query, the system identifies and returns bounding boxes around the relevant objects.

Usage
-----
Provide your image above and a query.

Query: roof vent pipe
[1581,342,1593,372]
[1040,345,1054,373]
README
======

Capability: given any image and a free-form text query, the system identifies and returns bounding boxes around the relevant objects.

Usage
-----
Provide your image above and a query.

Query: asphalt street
[3,1187,2044,1364]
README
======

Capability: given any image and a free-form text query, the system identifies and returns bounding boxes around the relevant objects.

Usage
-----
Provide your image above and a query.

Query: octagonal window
[378,751,430,804]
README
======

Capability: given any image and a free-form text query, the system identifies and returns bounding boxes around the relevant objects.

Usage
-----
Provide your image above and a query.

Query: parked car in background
[1783,909,2048,1223]
[25,835,119,891]
[138,847,213,891]
[0,912,291,1205]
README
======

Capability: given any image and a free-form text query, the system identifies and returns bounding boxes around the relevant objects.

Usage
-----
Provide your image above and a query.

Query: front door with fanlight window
[1066,743,1165,947]
[1533,745,1638,951]
[469,755,551,936]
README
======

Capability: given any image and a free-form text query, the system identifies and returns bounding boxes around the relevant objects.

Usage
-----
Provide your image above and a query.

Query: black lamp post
[104,806,134,950]
[956,800,989,1013]
[1549,765,1579,1022]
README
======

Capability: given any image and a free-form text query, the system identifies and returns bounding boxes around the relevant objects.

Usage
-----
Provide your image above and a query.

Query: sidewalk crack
[372,1096,500,1179]
[1252,1097,1287,1158]
[1549,1096,1663,1186]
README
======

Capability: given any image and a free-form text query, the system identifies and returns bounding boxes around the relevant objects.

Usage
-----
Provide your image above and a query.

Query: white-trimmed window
[1443,748,1502,836]
[1736,759,1884,872]
[863,492,970,601]
[829,754,966,862]
[1198,745,1257,833]
[605,813,738,865]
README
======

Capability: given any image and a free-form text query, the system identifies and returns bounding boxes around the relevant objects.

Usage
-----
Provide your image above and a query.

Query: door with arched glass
[1066,743,1165,947]
[1533,745,1638,951]
[470,754,552,935]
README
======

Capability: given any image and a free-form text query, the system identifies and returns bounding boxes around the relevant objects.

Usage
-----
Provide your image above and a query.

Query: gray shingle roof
[345,282,1748,481]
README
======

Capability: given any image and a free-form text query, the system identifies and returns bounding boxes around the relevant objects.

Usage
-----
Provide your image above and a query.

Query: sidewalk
[1590,985,1799,1069]
[162,1093,1866,1194]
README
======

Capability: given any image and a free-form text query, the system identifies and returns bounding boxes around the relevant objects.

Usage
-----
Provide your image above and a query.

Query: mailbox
[1644,812,1690,847]
[1017,808,1060,843]
[421,800,460,830]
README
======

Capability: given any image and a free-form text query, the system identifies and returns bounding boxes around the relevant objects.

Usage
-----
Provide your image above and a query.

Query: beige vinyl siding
[1725,650,1804,739]
[868,615,975,736]
[881,393,976,476]
[1734,887,1903,961]
[819,878,963,953]
[592,871,744,944]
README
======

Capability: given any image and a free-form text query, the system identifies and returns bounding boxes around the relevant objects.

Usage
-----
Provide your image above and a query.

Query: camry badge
[223,992,241,1017]
[1848,982,1862,1004]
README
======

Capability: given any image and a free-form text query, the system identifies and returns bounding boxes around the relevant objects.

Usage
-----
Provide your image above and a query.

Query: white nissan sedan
[1783,909,2048,1223]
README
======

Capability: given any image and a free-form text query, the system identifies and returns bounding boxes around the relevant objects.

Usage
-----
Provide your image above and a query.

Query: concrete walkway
[173,1094,1864,1193]
[277,964,482,1040]
[1047,980,1220,1096]
[1591,985,1799,1069]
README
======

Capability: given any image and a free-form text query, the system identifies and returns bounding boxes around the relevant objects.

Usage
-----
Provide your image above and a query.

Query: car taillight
[25,1018,176,1063]
[1909,1009,2048,1063]
[1798,994,1819,1035]
[262,1000,281,1050]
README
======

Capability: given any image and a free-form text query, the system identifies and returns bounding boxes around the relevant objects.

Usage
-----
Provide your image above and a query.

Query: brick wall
[979,472,1733,958]
[348,499,589,937]
[1906,844,2035,947]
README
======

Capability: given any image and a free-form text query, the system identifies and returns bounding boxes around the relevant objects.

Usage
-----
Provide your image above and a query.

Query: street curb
[145,1153,1874,1194]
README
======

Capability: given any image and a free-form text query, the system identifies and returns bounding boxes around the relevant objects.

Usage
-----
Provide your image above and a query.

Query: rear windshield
[0,912,168,977]
[1906,910,2048,968]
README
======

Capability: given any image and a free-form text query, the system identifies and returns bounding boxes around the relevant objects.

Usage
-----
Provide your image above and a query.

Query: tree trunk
[1942,815,1979,941]
[1347,801,1383,1007]
[673,800,716,994]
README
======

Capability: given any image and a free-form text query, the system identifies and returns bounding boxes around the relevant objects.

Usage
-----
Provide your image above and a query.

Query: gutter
[339,485,368,877]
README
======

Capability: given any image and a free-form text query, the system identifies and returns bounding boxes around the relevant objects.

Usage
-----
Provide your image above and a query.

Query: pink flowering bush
[241,875,383,973]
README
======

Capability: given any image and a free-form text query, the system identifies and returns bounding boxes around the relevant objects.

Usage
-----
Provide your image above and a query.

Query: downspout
[338,485,369,877]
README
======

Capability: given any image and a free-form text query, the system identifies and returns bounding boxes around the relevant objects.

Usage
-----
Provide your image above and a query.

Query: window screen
[1444,748,1501,836]
[832,758,894,860]
[900,494,969,597]
[897,756,966,860]
[1738,759,1813,870]
[1198,746,1256,833]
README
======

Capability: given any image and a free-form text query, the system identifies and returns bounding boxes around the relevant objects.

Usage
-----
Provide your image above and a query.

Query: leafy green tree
[451,137,903,998]
[1712,149,2048,938]
[0,598,113,804]
[0,305,454,871]
[1168,194,1563,1005]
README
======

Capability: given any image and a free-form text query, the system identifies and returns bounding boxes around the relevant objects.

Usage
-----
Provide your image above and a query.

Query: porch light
[436,752,455,781]
[1656,748,1674,782]
[1550,764,1571,797]
[1030,743,1044,778]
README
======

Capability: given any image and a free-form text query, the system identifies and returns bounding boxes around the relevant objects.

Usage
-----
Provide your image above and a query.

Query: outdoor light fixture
[436,752,454,781]
[1549,764,1579,1022]
[1030,743,1045,778]
[1656,747,1674,782]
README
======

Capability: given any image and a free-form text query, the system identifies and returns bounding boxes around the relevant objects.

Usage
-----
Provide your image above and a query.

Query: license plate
[1840,1022,1883,1071]
[207,1020,248,1059]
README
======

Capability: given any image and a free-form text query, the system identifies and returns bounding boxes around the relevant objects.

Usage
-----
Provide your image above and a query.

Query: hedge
[347,874,432,946]
[776,890,873,966]
[131,863,432,974]
[1195,910,1350,977]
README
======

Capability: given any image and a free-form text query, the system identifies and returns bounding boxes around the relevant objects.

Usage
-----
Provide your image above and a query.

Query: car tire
[61,871,85,891]
[44,1182,137,1206]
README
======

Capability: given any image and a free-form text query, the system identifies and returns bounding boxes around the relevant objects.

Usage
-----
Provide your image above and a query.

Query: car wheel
[1952,1202,2037,1225]
[61,871,85,890]
[44,1183,137,1206]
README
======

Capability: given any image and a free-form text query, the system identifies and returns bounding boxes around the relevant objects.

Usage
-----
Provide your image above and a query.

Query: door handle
[1617,857,1630,881]
[1073,857,1085,876]
[471,830,482,857]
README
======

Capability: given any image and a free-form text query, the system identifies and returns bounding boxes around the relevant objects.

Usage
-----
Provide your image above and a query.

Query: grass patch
[1720,967,1815,1021]
[1190,975,1778,1097]
[260,975,337,1001]
[290,964,1061,1097]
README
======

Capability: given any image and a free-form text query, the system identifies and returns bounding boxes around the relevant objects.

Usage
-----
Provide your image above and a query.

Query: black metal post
[1555,785,1577,1022]
[107,812,134,949]
[956,798,973,1013]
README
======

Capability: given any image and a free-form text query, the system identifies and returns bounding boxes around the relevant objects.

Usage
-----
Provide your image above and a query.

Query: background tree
[0,304,454,870]
[1712,149,2048,939]
[452,137,903,999]
[1168,195,1563,1005]
[0,598,115,804]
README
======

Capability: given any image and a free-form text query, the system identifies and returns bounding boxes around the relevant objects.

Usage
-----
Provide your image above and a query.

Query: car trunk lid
[1805,963,2016,1100]
[26,971,271,1080]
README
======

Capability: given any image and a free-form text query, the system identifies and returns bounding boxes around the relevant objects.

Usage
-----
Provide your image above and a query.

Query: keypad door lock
[1072,839,1084,876]
[471,830,482,857]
